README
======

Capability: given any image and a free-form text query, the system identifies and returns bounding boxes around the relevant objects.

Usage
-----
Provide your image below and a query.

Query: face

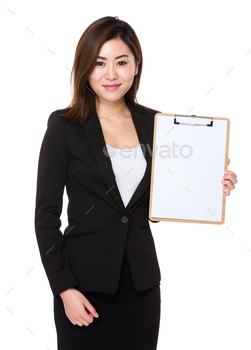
[88,38,140,105]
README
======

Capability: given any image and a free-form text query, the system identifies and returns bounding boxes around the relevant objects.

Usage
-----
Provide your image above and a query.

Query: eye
[117,61,127,66]
[95,61,104,66]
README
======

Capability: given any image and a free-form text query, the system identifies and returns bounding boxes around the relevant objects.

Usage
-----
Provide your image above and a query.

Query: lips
[102,84,121,90]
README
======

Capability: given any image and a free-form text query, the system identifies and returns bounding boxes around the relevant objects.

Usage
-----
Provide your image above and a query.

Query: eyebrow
[96,54,129,60]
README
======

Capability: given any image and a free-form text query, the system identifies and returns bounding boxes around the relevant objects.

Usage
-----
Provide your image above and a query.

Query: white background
[1,1,250,349]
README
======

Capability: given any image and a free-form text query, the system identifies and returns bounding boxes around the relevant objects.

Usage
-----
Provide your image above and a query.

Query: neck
[95,97,131,120]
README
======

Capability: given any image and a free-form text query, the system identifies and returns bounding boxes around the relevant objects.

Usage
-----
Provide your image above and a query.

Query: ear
[134,57,141,76]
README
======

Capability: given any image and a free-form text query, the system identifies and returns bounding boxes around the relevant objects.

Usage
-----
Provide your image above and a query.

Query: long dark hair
[59,16,151,126]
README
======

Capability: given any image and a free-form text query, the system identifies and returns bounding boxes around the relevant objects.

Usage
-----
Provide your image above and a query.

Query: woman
[34,16,238,350]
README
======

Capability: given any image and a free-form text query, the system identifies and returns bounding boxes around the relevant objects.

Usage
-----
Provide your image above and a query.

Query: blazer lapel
[83,99,153,215]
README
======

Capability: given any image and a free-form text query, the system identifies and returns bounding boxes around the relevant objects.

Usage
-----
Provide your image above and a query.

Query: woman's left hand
[221,158,238,196]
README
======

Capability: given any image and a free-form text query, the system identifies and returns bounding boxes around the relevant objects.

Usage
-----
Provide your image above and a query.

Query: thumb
[84,299,99,318]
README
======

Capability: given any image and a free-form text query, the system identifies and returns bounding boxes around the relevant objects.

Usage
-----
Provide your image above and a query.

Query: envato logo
[103,141,193,158]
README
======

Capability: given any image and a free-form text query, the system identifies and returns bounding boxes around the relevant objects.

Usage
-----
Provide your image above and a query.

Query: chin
[99,92,127,103]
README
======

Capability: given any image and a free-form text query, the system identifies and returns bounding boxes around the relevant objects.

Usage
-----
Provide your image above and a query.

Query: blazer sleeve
[148,107,161,224]
[34,111,79,298]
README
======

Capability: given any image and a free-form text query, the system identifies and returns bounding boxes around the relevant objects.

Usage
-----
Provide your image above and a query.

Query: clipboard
[149,113,230,225]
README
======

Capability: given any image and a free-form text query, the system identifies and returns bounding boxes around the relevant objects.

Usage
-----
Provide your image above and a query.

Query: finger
[73,299,95,324]
[71,314,90,327]
[223,174,238,184]
[228,172,238,180]
[80,307,94,324]
[69,317,83,327]
[77,320,89,327]
[221,180,235,190]
[83,299,99,318]
[224,170,237,178]
[223,187,230,196]
[79,316,91,326]
[228,158,230,165]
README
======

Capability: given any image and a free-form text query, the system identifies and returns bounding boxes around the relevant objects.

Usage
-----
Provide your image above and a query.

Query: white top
[106,144,147,207]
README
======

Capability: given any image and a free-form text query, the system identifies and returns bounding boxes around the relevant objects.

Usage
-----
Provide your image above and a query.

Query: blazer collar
[83,99,153,215]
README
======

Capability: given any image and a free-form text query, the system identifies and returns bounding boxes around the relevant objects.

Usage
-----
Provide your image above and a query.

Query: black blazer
[34,98,161,298]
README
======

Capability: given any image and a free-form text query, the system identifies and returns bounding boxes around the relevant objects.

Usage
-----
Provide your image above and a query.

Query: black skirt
[54,247,161,350]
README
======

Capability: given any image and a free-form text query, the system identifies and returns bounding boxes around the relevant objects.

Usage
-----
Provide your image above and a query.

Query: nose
[104,63,118,80]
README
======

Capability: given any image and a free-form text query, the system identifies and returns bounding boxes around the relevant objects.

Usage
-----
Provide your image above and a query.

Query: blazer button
[121,216,128,223]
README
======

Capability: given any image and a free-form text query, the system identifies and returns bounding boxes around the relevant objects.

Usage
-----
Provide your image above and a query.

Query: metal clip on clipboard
[174,114,213,127]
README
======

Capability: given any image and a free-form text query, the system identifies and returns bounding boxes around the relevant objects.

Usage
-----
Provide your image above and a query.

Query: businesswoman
[34,16,238,350]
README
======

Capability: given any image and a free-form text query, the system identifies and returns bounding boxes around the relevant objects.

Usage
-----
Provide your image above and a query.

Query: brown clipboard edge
[148,113,230,225]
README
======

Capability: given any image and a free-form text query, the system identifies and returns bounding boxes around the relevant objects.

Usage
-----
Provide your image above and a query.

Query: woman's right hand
[59,288,99,326]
